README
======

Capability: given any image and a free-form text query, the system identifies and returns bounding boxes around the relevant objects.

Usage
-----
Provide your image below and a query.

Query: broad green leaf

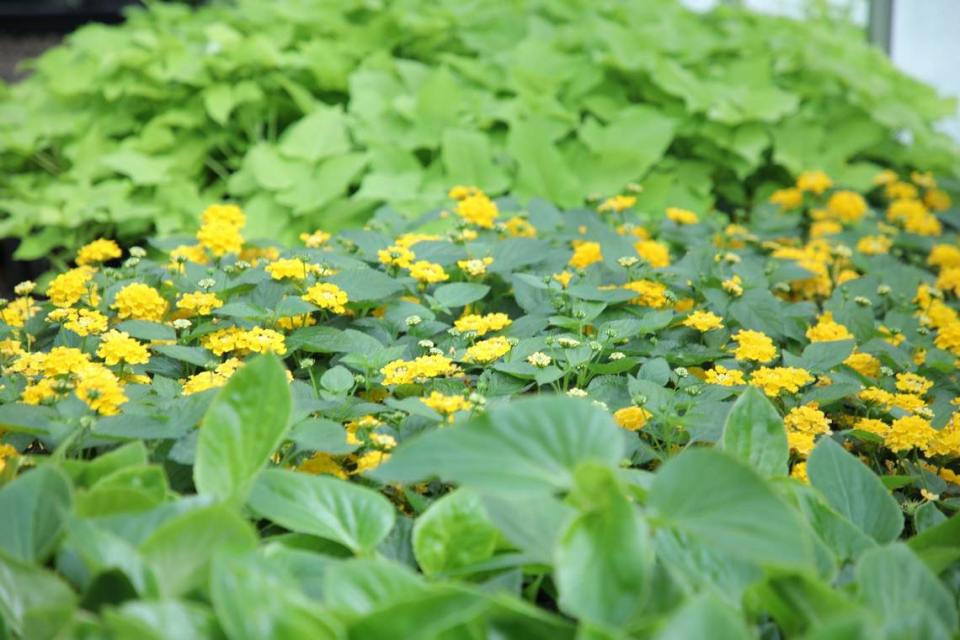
[372,396,625,494]
[441,128,509,194]
[114,320,176,341]
[194,355,292,503]
[248,468,395,554]
[508,119,582,208]
[104,600,220,640]
[807,438,903,544]
[101,149,170,185]
[432,282,491,308]
[745,572,862,637]
[857,544,958,637]
[0,465,72,562]
[413,489,499,576]
[320,365,355,393]
[654,594,751,640]
[649,448,814,569]
[721,386,788,476]
[279,106,351,163]
[555,464,651,628]
[140,505,257,597]
[211,553,343,640]
[0,549,76,640]
[323,558,427,615]
[203,83,236,125]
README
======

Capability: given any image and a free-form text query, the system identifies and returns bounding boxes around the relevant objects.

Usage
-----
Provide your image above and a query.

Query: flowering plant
[1,173,960,636]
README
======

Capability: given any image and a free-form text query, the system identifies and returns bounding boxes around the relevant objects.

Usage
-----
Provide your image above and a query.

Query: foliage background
[0,0,957,260]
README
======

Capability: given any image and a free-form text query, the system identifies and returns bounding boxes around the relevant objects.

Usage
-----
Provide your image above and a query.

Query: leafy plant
[1,168,960,635]
[1,0,957,260]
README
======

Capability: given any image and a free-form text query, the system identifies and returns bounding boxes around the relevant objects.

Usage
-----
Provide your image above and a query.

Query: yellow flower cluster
[749,367,814,397]
[623,280,668,308]
[196,203,246,257]
[453,313,512,336]
[302,283,349,314]
[381,354,457,385]
[176,291,223,316]
[598,195,637,213]
[613,406,652,431]
[464,336,512,364]
[805,311,853,343]
[452,189,498,228]
[112,283,168,322]
[200,327,287,356]
[569,241,603,269]
[421,391,473,418]
[682,310,723,332]
[76,238,122,266]
[96,330,150,366]
[666,207,699,225]
[731,330,777,363]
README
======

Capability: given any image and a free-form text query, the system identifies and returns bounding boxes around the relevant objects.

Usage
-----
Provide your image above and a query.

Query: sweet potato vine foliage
[1,172,960,638]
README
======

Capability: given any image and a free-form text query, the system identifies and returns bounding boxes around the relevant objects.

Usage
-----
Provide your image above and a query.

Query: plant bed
[1,170,959,637]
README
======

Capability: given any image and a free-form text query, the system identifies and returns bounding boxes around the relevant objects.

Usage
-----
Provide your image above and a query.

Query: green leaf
[649,448,814,569]
[441,128,509,194]
[194,355,292,503]
[203,83,237,125]
[248,468,395,554]
[432,283,491,308]
[104,600,220,640]
[101,149,170,185]
[857,544,958,637]
[0,465,72,562]
[413,489,499,576]
[320,365,355,393]
[654,594,751,640]
[807,438,903,544]
[329,268,404,302]
[211,553,343,640]
[508,119,582,208]
[555,464,651,628]
[279,106,351,163]
[115,320,177,342]
[373,396,625,494]
[288,418,357,454]
[0,549,77,640]
[323,557,427,615]
[783,340,855,373]
[721,386,788,476]
[140,505,257,597]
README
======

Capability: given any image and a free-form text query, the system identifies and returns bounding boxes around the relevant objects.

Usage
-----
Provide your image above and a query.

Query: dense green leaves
[0,466,72,563]
[2,0,955,257]
[808,438,904,544]
[194,355,292,503]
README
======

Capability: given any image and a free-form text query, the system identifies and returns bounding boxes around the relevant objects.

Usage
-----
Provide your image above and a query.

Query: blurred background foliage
[0,0,956,260]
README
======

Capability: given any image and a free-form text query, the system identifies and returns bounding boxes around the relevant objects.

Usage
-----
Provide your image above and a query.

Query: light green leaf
[0,465,72,563]
[0,549,76,640]
[194,355,292,503]
[508,119,582,208]
[721,386,788,476]
[432,283,491,308]
[372,396,625,495]
[654,594,751,640]
[413,489,499,576]
[248,468,395,554]
[279,106,351,163]
[441,129,509,194]
[649,449,814,569]
[807,438,903,544]
[555,464,651,628]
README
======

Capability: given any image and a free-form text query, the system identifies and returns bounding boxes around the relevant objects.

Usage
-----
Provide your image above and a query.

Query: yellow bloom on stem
[112,283,168,322]
[464,336,512,364]
[635,240,670,268]
[924,188,951,212]
[623,280,668,308]
[598,195,637,214]
[731,330,777,363]
[457,257,493,277]
[769,188,803,209]
[265,258,314,281]
[806,311,853,343]
[569,241,603,269]
[884,415,937,454]
[856,235,892,255]
[796,171,832,194]
[682,310,723,332]
[790,461,809,483]
[22,378,61,406]
[826,191,867,223]
[76,239,122,266]
[409,261,449,284]
[43,346,92,377]
[844,351,880,378]
[454,313,512,336]
[421,391,473,417]
[503,216,537,237]
[302,283,349,314]
[380,354,457,385]
[613,406,652,431]
[704,365,745,386]
[785,404,831,435]
[298,452,347,478]
[300,230,331,248]
[177,291,223,316]
[455,193,498,228]
[74,363,127,415]
[928,244,960,270]
[97,330,150,366]
[722,275,744,297]
[47,267,96,308]
[196,220,244,257]
[749,367,814,397]
[237,327,287,355]
[934,321,960,355]
[895,372,933,395]
[552,271,573,288]
[378,245,416,269]
[60,308,108,336]
[1,297,39,328]
[448,185,480,201]
[202,203,246,228]
[886,181,918,200]
[666,207,699,225]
